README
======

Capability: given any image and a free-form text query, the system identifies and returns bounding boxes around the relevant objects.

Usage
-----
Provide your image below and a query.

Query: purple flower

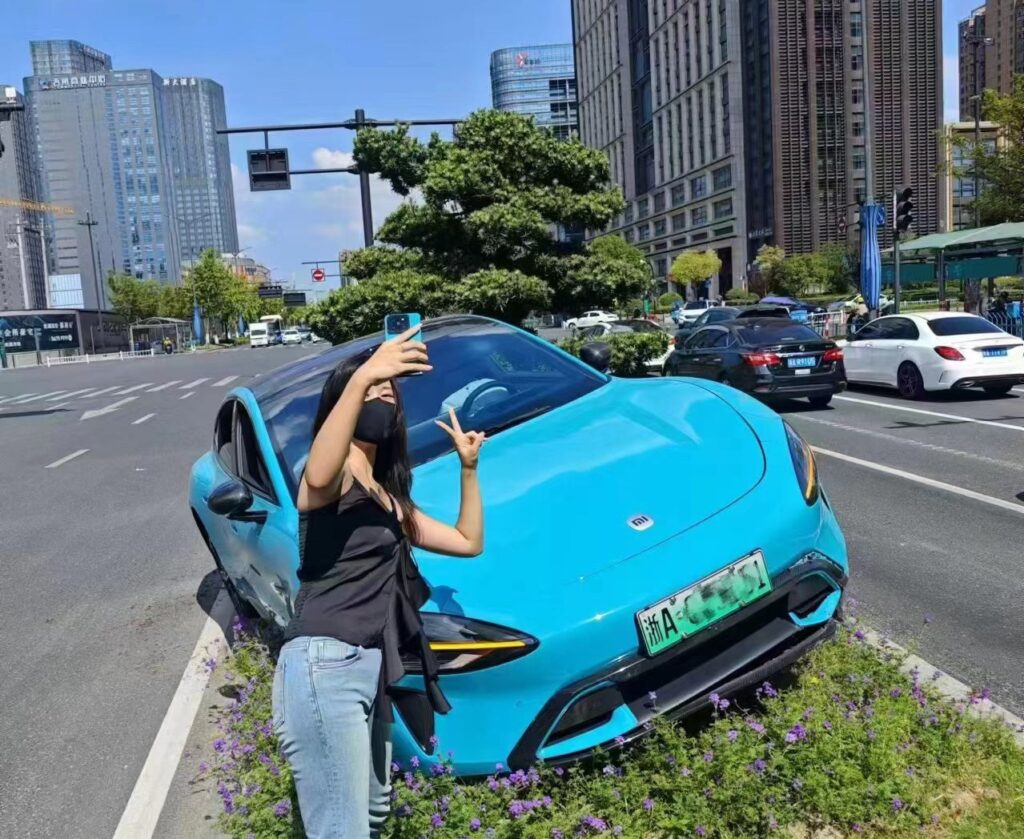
[792,778,804,791]
[390,760,401,773]
[749,758,767,775]
[495,762,505,772]
[429,735,439,748]
[747,719,766,734]
[696,827,707,837]
[768,815,779,830]
[580,815,607,832]
[892,798,904,812]
[642,798,654,812]
[891,688,903,699]
[470,818,481,832]
[761,681,779,698]
[272,799,291,818]
[784,724,807,743]
[709,692,730,711]
[852,824,863,833]
[867,729,877,741]
[727,729,739,742]
[647,690,657,707]
[614,735,626,746]
[431,813,444,827]
[487,777,500,792]
[554,767,564,777]
[853,629,866,640]
[822,720,833,730]
[431,762,447,776]
[204,657,217,673]
[602,765,617,777]
[212,738,228,753]
[410,755,420,769]
[197,761,209,774]
[613,828,623,836]
[551,830,564,839]
[703,750,715,762]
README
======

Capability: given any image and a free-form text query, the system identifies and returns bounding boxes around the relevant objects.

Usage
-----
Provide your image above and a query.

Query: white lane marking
[80,396,138,421]
[812,446,1024,516]
[180,391,195,400]
[114,382,153,395]
[212,375,238,387]
[112,592,232,839]
[146,380,181,392]
[45,448,89,469]
[49,401,72,410]
[13,390,66,404]
[80,385,119,398]
[179,378,210,390]
[52,388,94,400]
[793,414,1024,473]
[132,413,156,425]
[834,394,1024,433]
[2,393,36,403]
[862,630,1024,747]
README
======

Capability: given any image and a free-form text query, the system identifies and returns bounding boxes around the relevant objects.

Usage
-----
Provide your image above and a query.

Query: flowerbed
[203,618,1024,838]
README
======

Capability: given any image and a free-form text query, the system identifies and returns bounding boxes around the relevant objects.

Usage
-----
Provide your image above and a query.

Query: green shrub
[994,276,1023,291]
[560,331,669,377]
[658,292,684,309]
[725,288,758,304]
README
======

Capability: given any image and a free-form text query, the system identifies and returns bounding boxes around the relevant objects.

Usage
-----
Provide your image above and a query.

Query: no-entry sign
[311,268,325,282]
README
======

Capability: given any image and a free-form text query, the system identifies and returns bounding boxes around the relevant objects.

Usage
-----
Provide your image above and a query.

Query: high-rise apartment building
[23,40,237,310]
[573,0,942,293]
[573,0,748,294]
[490,45,578,139]
[162,76,238,262]
[0,86,48,310]
[959,1,1023,120]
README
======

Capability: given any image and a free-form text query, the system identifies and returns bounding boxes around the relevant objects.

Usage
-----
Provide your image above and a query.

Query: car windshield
[926,316,1006,336]
[684,302,704,310]
[257,318,607,495]
[706,308,738,323]
[737,322,821,344]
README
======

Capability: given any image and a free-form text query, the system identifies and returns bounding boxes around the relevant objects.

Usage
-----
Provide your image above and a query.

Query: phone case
[384,313,422,342]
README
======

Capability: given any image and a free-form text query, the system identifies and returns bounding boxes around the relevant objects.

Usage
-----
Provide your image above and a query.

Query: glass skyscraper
[29,40,111,77]
[490,44,578,139]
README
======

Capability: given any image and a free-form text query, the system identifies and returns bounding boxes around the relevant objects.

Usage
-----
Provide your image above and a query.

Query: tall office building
[0,86,48,310]
[490,45,578,139]
[572,0,748,294]
[162,76,238,263]
[23,40,236,310]
[939,121,1003,232]
[573,0,942,293]
[959,1,1024,121]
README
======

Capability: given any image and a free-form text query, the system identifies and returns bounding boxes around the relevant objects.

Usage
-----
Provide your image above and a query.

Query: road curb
[862,628,1024,747]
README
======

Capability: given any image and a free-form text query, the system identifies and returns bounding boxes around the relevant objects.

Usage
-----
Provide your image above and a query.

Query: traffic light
[895,188,914,237]
[247,148,291,191]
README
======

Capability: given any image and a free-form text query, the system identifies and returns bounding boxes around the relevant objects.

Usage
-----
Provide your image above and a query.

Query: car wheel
[983,383,1014,396]
[897,362,925,400]
[808,394,833,408]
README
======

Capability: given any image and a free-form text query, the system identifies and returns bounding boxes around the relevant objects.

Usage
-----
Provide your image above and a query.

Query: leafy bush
[659,292,684,309]
[207,622,1024,839]
[560,331,669,377]
[994,276,1023,291]
[725,288,759,304]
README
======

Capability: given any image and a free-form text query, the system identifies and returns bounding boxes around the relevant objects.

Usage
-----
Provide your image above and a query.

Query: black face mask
[353,398,398,445]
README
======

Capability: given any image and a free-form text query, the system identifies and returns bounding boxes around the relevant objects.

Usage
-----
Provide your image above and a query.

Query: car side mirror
[580,341,612,373]
[208,480,267,523]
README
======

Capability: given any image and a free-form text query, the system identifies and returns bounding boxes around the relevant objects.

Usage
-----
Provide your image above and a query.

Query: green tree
[818,244,856,294]
[306,110,627,343]
[108,274,161,323]
[752,244,786,295]
[973,77,1024,224]
[157,284,192,320]
[559,235,653,313]
[669,250,722,292]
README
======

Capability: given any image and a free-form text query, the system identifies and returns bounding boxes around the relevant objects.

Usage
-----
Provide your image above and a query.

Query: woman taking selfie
[273,326,485,839]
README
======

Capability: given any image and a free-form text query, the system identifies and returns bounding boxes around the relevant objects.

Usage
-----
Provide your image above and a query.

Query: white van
[249,323,270,348]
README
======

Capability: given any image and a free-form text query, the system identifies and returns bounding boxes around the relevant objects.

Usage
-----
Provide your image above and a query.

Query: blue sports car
[189,315,848,775]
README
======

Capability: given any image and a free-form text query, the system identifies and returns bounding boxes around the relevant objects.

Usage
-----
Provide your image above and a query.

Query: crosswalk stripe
[45,449,89,469]
[12,391,66,404]
[180,391,196,400]
[0,394,28,404]
[114,383,154,395]
[51,389,93,400]
[81,386,119,398]
[212,375,238,387]
[132,413,156,425]
[146,380,181,392]
[179,378,209,390]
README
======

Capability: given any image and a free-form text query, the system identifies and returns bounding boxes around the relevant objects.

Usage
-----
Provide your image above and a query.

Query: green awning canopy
[899,222,1024,254]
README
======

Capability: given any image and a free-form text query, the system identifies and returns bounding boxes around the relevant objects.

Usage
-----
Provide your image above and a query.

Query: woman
[272,326,485,839]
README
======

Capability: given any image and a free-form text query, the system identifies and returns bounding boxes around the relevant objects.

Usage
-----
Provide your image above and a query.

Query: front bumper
[506,556,845,768]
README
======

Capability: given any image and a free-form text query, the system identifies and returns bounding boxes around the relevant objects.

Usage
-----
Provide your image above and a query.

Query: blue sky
[3,1,972,297]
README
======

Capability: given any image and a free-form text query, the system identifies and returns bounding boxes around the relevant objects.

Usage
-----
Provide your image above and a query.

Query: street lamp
[966,33,995,229]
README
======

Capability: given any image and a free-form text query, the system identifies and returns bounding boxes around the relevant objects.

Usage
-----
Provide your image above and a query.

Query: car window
[214,401,236,473]
[259,320,608,495]
[710,330,732,348]
[685,329,716,349]
[235,405,275,500]
[852,321,882,340]
[684,302,704,310]
[736,323,821,343]
[926,316,1006,336]
[707,308,738,323]
[886,318,920,341]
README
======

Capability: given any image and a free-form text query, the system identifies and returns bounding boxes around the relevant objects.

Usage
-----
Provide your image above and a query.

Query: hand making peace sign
[435,407,486,470]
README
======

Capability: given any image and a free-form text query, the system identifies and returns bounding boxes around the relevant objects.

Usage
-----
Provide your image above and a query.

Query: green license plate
[636,550,773,656]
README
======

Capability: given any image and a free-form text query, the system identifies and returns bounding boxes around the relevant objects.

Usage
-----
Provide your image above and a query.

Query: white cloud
[312,147,355,170]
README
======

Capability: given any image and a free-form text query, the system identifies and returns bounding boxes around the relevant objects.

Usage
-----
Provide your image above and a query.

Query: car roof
[911,310,988,321]
[726,317,809,330]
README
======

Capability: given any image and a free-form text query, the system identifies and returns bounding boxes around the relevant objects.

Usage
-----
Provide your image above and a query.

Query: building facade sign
[0,314,79,352]
[38,74,107,90]
[163,77,198,87]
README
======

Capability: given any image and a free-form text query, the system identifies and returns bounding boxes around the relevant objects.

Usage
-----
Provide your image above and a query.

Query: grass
[203,617,1024,838]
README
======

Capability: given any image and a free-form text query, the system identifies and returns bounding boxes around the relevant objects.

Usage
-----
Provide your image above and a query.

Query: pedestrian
[273,326,486,839]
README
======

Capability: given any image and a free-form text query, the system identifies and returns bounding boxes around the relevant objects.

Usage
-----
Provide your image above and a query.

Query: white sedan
[843,312,1024,399]
[564,310,618,332]
[674,300,713,325]
[281,328,304,346]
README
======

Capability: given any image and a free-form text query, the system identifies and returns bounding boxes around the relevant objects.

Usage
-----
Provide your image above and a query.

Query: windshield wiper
[478,405,553,436]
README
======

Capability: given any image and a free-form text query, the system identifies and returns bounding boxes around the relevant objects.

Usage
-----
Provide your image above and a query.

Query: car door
[692,327,732,379]
[842,321,884,383]
[864,318,912,387]
[673,328,715,377]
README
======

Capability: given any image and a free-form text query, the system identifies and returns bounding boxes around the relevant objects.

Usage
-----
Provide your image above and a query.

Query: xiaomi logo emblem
[627,514,654,532]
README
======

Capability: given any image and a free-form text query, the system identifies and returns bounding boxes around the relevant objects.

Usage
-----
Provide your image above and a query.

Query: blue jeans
[272,637,392,839]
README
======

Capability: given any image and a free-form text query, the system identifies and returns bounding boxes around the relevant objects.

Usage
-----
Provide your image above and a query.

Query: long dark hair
[312,353,419,542]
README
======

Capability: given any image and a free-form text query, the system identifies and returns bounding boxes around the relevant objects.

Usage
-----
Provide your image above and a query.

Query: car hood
[412,378,766,600]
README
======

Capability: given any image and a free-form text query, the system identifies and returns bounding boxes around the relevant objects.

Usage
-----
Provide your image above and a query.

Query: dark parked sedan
[673,305,740,347]
[664,318,847,407]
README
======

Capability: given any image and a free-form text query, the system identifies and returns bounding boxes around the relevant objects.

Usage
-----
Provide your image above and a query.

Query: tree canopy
[973,77,1024,225]
[669,250,722,290]
[309,110,653,344]
[751,244,854,297]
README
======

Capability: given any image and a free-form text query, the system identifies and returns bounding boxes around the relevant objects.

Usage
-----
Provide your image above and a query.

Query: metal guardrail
[984,312,1024,339]
[43,348,155,368]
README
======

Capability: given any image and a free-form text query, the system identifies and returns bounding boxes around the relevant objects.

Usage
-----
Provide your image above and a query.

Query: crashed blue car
[189,315,848,775]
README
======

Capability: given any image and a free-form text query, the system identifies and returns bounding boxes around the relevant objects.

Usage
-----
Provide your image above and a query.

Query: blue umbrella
[859,203,886,312]
[192,303,204,345]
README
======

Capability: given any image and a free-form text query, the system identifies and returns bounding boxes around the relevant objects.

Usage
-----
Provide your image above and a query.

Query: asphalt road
[1,346,1022,837]
[0,344,323,839]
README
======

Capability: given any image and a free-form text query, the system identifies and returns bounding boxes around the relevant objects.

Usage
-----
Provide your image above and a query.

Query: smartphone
[384,312,422,343]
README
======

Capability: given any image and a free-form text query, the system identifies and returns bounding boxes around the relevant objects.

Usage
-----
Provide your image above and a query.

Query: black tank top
[284,479,450,739]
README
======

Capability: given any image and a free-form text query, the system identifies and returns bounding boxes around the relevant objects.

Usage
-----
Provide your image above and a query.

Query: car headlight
[402,613,539,674]
[784,422,819,505]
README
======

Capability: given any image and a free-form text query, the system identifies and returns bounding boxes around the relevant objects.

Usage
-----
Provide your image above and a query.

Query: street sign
[283,291,307,308]
[311,268,325,282]
[257,284,284,299]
